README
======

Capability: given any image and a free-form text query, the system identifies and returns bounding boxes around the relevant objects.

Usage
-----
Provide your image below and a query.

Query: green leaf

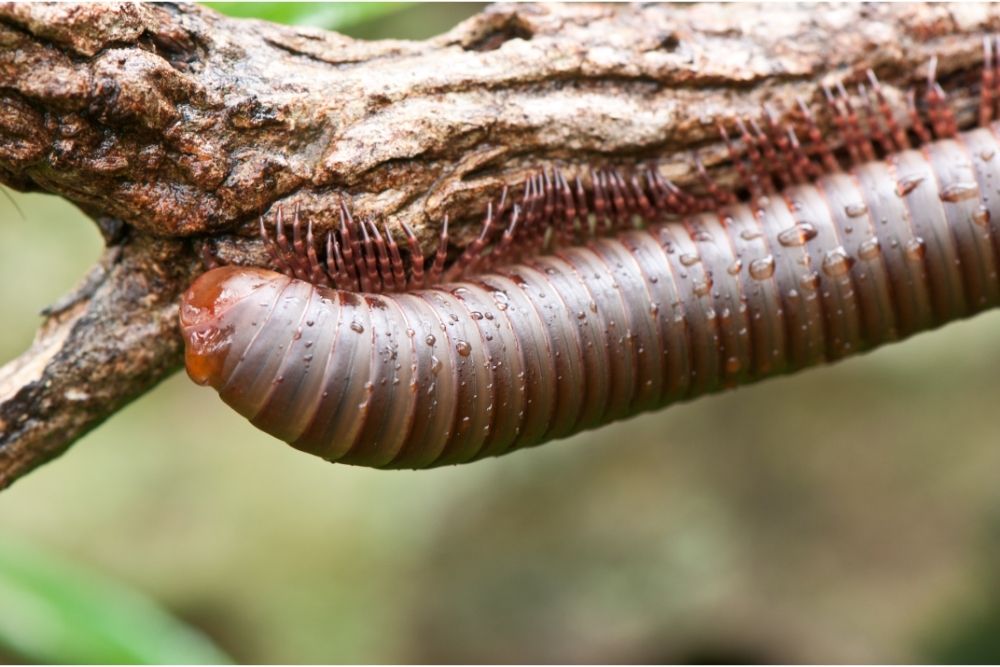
[202,2,407,31]
[0,536,231,664]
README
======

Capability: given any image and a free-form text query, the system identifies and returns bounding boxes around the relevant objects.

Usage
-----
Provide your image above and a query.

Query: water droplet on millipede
[693,276,712,296]
[844,202,868,217]
[939,182,978,202]
[470,311,483,320]
[456,340,471,356]
[777,222,818,247]
[822,247,854,276]
[973,205,991,226]
[727,259,743,275]
[425,334,436,346]
[896,175,924,196]
[680,253,701,266]
[858,237,881,260]
[905,237,926,260]
[740,229,764,241]
[749,255,776,280]
[799,271,821,291]
[350,320,364,333]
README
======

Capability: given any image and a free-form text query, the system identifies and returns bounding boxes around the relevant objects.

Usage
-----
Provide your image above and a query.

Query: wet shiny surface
[180,124,1000,468]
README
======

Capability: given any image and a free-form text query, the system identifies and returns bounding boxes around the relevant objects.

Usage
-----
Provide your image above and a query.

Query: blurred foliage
[0,536,230,664]
[3,3,1000,664]
[203,2,407,32]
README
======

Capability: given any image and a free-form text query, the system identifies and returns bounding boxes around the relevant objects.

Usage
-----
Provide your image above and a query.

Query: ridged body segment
[180,123,1000,468]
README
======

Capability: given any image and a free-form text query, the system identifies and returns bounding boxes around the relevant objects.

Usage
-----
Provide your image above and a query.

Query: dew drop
[777,222,818,247]
[693,276,713,296]
[350,320,364,334]
[858,237,882,260]
[727,258,743,275]
[896,175,924,196]
[973,205,992,226]
[905,237,926,260]
[680,253,701,266]
[456,340,472,356]
[939,182,978,203]
[799,270,821,291]
[493,291,509,310]
[749,255,776,280]
[821,247,854,276]
[844,202,868,218]
[740,229,764,241]
[982,148,996,161]
[425,334,436,346]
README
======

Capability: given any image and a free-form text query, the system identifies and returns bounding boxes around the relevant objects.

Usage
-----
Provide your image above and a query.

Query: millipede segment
[182,39,1000,469]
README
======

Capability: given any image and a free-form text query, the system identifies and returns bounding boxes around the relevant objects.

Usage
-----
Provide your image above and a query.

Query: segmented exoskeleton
[180,42,1000,468]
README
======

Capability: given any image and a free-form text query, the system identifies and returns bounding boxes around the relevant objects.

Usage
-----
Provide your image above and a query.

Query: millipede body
[180,43,1000,469]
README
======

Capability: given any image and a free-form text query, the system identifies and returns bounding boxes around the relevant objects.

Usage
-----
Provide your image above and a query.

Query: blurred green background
[3,3,1000,663]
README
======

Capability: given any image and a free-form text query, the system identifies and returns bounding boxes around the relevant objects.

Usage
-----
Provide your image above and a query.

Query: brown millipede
[180,41,1000,468]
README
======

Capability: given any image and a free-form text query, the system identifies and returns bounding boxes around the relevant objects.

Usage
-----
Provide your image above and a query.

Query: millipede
[180,38,1000,469]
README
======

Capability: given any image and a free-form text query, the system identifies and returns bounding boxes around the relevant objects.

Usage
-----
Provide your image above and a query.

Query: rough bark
[1,2,999,489]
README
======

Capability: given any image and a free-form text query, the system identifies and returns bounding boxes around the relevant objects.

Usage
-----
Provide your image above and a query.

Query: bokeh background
[3,3,1000,663]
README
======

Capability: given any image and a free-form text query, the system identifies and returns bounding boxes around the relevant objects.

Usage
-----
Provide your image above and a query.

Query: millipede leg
[907,88,933,146]
[304,218,332,287]
[737,116,776,193]
[369,219,395,291]
[867,69,907,150]
[925,57,958,139]
[359,218,382,292]
[719,120,762,202]
[859,81,894,156]
[824,84,862,166]
[761,106,797,187]
[796,96,839,173]
[338,203,364,291]
[399,219,426,288]
[428,215,449,285]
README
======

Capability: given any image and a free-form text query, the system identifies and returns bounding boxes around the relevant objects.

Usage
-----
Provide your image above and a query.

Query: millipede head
[180,265,285,387]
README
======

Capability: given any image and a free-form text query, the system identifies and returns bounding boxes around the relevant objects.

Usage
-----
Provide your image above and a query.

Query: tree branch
[2,2,999,488]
